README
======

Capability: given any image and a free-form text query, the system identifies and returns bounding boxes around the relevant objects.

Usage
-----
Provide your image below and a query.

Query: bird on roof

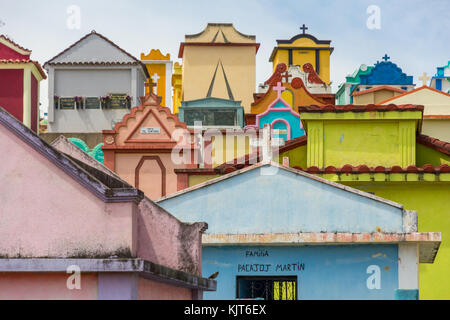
[208,272,219,280]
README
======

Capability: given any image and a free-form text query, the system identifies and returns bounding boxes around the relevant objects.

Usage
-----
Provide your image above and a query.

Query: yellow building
[178,23,259,113]
[141,49,173,112]
[172,62,182,114]
[378,85,450,142]
[269,24,333,84]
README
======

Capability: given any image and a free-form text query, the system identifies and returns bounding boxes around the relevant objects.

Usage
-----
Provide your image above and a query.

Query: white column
[398,244,419,290]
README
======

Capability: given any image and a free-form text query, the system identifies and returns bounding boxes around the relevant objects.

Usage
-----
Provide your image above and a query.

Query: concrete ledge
[202,232,441,264]
[0,259,216,292]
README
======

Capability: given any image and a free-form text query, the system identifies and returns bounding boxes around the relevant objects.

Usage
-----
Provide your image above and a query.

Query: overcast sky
[1,0,449,114]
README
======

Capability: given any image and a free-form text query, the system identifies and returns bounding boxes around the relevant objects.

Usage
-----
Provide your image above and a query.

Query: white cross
[418,72,430,86]
[151,73,160,94]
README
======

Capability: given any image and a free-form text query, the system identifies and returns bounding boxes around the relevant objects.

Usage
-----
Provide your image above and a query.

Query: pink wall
[0,273,98,300]
[138,198,204,276]
[138,277,192,300]
[0,69,23,122]
[0,125,137,258]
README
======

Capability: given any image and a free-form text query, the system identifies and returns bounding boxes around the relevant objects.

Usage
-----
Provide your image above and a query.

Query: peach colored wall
[115,153,181,200]
[0,273,98,300]
[138,277,192,300]
[138,197,203,276]
[0,125,137,258]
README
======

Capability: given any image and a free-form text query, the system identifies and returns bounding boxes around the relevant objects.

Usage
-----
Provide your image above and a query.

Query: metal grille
[237,277,297,301]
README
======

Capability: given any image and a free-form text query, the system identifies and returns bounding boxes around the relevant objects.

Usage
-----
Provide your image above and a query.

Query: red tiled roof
[298,104,424,113]
[351,85,406,97]
[417,134,450,156]
[0,59,47,79]
[44,31,149,78]
[279,136,307,153]
[293,164,450,174]
[0,35,31,53]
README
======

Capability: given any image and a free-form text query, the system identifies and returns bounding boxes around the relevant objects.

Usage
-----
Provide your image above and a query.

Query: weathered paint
[0,112,214,299]
[203,245,398,300]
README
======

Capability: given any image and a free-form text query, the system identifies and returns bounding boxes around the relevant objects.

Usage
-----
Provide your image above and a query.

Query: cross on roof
[273,82,286,98]
[300,24,308,34]
[419,72,431,86]
[281,71,292,83]
[382,54,390,62]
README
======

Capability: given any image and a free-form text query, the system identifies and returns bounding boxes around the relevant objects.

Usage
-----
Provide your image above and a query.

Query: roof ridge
[0,35,32,53]
[43,31,149,77]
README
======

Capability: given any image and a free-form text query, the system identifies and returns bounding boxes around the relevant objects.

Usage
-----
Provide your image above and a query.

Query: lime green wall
[279,144,308,169]
[417,144,450,166]
[341,181,450,300]
[323,120,403,167]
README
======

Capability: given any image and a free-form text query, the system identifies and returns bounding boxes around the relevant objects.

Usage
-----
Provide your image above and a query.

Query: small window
[236,276,297,300]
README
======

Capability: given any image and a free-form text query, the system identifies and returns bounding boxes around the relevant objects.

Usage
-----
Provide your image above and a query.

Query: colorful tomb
[141,49,173,112]
[336,64,374,105]
[102,93,199,200]
[0,106,215,300]
[348,55,415,105]
[246,82,304,141]
[377,86,450,142]
[43,31,149,134]
[179,23,259,112]
[157,162,440,300]
[0,35,46,133]
[269,25,333,85]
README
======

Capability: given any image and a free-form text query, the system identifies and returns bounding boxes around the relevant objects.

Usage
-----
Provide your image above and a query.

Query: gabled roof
[178,23,260,58]
[0,35,31,55]
[351,85,406,97]
[158,161,404,209]
[0,35,47,79]
[44,31,149,78]
[0,106,142,203]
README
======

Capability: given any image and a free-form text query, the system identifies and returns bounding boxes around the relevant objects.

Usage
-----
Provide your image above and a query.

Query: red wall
[0,69,24,122]
[0,43,29,60]
[31,73,38,132]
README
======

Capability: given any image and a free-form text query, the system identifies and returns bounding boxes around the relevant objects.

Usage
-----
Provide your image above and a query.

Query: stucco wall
[203,245,399,300]
[0,273,98,300]
[138,198,203,275]
[0,124,137,258]
[183,46,256,112]
[138,277,193,300]
[48,67,144,133]
[115,153,180,200]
